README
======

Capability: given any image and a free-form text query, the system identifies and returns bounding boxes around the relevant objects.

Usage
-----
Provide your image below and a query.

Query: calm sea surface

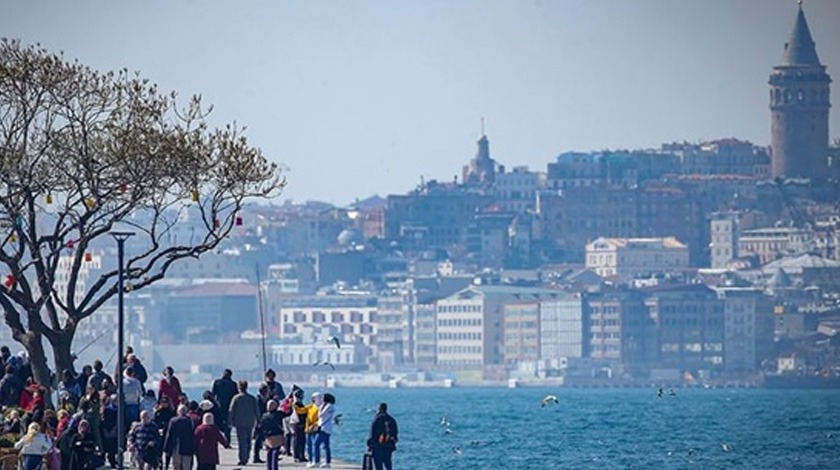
[186,387,840,469]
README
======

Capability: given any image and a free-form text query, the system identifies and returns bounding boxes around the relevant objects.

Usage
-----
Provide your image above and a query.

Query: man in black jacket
[164,404,195,470]
[212,368,237,441]
[367,403,399,470]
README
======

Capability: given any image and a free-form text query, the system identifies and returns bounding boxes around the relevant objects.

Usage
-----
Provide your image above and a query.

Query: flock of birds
[311,336,342,370]
[346,388,839,464]
[435,389,762,460]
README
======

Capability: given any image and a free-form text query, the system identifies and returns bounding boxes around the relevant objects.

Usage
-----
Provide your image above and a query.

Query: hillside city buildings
[2,4,839,387]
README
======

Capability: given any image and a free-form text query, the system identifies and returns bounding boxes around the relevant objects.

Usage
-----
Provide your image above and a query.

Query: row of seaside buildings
[0,132,836,385]
[1,130,836,385]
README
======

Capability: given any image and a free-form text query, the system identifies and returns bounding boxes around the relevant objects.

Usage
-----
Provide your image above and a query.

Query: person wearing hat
[263,369,285,401]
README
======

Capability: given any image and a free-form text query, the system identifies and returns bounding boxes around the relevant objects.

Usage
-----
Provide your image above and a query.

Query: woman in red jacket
[158,366,182,406]
[193,413,229,470]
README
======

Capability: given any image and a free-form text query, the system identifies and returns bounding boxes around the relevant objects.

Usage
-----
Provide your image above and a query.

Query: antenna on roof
[480,117,485,136]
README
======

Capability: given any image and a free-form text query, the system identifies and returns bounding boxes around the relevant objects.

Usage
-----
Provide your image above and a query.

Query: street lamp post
[111,231,134,470]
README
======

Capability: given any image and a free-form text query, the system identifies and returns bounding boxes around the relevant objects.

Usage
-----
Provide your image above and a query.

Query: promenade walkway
[216,442,360,470]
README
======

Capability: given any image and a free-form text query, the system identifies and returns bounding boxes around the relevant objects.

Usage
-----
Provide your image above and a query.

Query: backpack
[378,420,392,445]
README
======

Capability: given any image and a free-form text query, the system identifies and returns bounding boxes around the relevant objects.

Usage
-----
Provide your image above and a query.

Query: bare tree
[0,39,285,385]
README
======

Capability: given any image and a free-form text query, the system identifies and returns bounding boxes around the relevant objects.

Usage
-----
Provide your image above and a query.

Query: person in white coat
[15,422,52,470]
[309,393,336,468]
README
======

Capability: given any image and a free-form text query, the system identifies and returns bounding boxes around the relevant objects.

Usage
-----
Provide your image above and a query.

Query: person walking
[310,393,336,469]
[164,404,195,470]
[193,413,229,470]
[259,400,288,470]
[211,368,237,442]
[130,410,161,470]
[158,366,183,406]
[69,419,100,470]
[122,366,144,427]
[367,403,399,470]
[228,380,260,466]
[14,422,52,470]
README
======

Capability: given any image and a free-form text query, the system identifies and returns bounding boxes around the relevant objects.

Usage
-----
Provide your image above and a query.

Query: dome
[337,228,364,247]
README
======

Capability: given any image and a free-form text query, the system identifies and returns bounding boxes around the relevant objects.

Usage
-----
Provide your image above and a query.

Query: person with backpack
[367,402,399,470]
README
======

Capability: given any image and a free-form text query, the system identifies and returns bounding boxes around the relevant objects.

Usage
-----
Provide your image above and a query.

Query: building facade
[585,237,689,280]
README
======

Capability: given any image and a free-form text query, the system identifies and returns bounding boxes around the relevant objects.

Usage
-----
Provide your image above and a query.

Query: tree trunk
[20,333,52,389]
[52,330,75,378]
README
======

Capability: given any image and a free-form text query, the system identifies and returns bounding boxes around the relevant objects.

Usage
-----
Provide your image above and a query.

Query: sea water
[187,387,840,469]
[324,387,840,470]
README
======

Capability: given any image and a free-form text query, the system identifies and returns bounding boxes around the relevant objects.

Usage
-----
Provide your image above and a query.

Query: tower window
[797,90,805,103]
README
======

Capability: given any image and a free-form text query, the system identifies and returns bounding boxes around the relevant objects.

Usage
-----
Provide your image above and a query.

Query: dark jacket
[368,412,399,451]
[212,376,237,412]
[69,431,98,470]
[0,373,23,407]
[130,421,160,461]
[193,423,228,465]
[164,415,195,456]
[259,409,287,440]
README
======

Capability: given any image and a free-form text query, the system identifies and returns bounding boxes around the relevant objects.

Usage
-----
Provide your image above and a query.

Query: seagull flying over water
[657,387,664,399]
[720,443,732,452]
[327,336,341,348]
[440,415,450,427]
[313,360,335,370]
[541,394,559,407]
[453,446,462,455]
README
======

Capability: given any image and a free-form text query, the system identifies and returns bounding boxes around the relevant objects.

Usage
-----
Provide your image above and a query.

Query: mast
[256,264,268,373]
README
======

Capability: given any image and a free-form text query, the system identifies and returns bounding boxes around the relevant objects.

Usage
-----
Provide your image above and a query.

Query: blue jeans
[22,455,43,470]
[313,431,331,464]
[306,433,317,461]
[125,404,140,424]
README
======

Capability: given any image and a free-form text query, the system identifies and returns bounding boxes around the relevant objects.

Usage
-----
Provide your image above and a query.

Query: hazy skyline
[3,0,839,205]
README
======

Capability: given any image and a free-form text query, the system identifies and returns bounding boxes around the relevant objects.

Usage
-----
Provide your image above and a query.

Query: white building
[494,166,546,214]
[539,294,584,360]
[585,237,689,280]
[278,295,377,367]
[710,213,740,269]
[435,285,562,371]
[739,227,814,264]
[715,287,775,373]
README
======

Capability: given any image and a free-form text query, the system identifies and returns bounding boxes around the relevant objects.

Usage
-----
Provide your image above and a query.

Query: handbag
[362,451,374,470]
[265,434,284,449]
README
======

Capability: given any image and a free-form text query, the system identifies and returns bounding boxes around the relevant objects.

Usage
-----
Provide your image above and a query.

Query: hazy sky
[3,0,840,205]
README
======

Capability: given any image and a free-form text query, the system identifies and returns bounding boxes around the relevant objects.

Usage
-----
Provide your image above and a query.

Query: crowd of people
[0,344,400,469]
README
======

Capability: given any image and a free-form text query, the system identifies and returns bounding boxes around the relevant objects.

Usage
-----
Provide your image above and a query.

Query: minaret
[769,2,832,180]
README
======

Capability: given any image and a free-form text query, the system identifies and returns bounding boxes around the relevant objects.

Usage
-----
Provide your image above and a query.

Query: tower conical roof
[780,5,822,66]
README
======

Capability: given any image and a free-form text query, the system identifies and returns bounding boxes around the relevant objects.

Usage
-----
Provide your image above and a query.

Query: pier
[217,437,360,470]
